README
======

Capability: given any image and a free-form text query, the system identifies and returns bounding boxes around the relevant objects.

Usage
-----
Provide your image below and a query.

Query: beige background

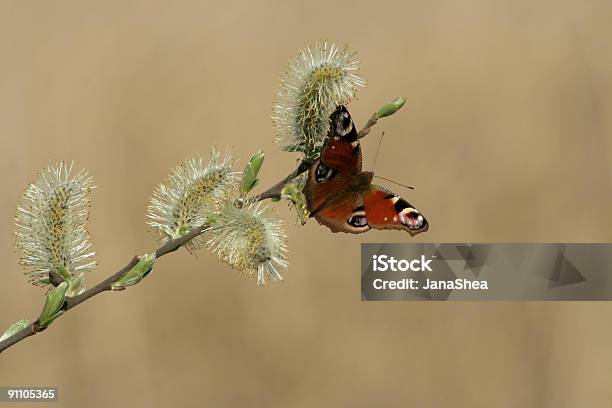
[1,0,612,407]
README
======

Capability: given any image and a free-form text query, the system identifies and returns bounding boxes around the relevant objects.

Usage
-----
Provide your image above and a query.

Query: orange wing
[304,158,350,215]
[311,188,371,234]
[364,186,429,236]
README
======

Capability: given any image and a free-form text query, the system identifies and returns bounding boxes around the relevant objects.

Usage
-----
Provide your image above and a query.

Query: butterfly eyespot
[342,116,351,129]
[347,214,368,228]
[315,162,333,182]
[335,112,353,136]
[399,209,425,230]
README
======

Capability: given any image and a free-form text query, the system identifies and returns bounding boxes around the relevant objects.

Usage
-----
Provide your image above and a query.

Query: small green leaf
[111,253,156,291]
[0,319,30,342]
[66,273,86,297]
[281,183,310,225]
[56,265,71,282]
[241,150,265,193]
[283,145,306,153]
[376,97,407,119]
[39,282,68,328]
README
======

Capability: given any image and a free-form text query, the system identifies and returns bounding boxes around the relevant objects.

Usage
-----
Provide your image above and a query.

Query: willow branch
[357,114,378,139]
[0,115,381,354]
[255,159,312,201]
[0,224,209,354]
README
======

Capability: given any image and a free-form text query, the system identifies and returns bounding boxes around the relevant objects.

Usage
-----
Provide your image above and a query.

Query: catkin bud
[207,201,288,286]
[272,41,365,158]
[15,162,96,288]
[147,148,237,251]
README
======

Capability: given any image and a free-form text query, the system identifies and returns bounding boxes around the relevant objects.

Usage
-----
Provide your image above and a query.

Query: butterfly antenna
[371,131,385,172]
[373,175,415,190]
[370,132,415,190]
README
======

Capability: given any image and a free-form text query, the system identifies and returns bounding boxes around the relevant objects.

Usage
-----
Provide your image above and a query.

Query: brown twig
[48,271,64,287]
[357,114,378,140]
[255,159,312,201]
[0,224,209,354]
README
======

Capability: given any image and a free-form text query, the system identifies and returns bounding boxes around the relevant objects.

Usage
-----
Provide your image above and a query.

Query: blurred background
[1,0,612,406]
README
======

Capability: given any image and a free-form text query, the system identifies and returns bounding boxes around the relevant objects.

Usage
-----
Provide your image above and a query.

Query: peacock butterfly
[304,105,429,235]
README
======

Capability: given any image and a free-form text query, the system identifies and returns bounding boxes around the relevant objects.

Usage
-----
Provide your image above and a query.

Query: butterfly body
[304,106,429,236]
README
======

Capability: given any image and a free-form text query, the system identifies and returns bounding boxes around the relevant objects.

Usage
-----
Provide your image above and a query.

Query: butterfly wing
[304,159,349,215]
[364,185,429,236]
[320,105,362,174]
[305,105,363,216]
[305,105,428,235]
[310,183,371,234]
